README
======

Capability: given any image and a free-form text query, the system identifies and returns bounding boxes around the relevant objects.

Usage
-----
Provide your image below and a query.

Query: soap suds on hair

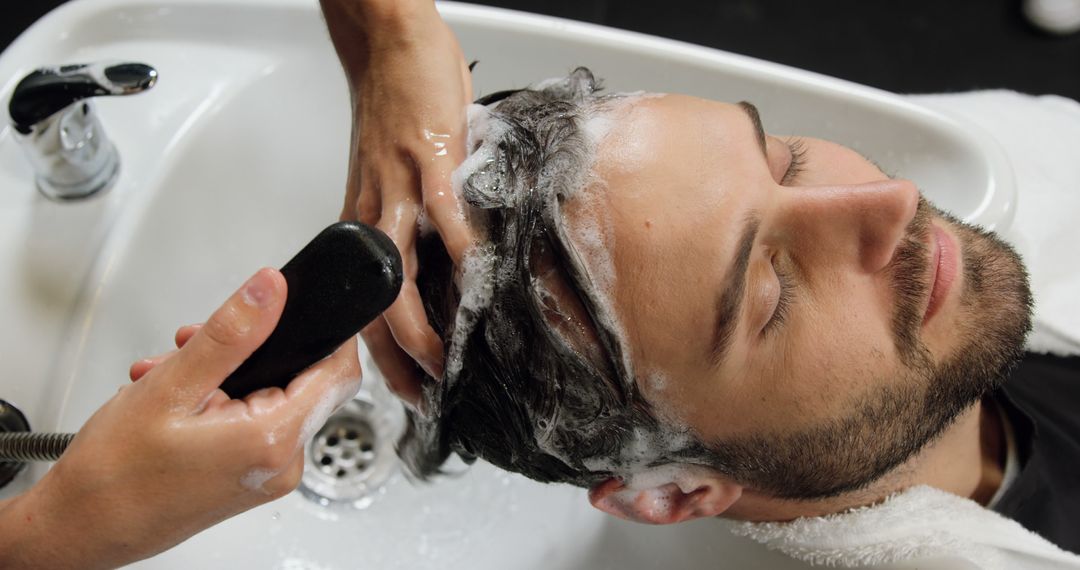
[407,71,721,487]
[444,244,497,385]
[447,76,692,470]
[451,104,510,207]
[554,91,672,388]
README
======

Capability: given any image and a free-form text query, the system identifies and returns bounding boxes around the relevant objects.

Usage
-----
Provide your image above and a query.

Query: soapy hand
[320,0,475,407]
[0,269,361,569]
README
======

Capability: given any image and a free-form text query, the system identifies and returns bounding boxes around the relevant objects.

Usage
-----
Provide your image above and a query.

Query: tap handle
[8,62,157,134]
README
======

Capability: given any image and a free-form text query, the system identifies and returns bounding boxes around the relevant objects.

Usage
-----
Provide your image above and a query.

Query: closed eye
[781,138,808,186]
[763,255,794,335]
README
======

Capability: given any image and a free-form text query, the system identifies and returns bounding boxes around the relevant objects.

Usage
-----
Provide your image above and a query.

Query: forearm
[319,0,441,80]
[321,0,434,23]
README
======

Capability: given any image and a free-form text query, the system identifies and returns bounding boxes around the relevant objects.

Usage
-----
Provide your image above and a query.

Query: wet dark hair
[399,67,696,488]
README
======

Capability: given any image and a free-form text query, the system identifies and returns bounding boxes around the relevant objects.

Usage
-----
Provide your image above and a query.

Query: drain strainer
[299,393,400,508]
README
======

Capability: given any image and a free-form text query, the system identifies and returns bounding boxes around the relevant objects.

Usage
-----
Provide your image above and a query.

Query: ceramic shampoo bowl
[0,1,1014,567]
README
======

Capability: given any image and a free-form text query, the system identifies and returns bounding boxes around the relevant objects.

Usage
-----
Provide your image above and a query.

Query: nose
[778,179,920,274]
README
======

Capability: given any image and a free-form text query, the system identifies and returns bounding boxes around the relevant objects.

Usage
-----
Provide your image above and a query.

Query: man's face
[564,94,1031,498]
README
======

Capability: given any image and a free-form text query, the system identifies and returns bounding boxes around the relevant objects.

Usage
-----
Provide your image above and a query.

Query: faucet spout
[6,62,157,200]
[9,62,157,134]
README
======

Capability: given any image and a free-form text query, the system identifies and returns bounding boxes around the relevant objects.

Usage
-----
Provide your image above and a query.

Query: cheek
[752,289,898,426]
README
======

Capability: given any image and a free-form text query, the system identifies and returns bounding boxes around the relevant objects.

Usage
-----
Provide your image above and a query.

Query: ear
[588,469,743,525]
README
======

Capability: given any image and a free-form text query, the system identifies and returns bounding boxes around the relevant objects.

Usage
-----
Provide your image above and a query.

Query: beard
[706,197,1033,500]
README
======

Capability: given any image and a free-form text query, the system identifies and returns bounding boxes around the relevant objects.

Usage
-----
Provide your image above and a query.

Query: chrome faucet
[7,62,157,200]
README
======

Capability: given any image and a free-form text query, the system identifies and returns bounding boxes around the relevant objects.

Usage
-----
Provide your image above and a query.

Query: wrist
[0,488,71,568]
[356,0,433,25]
[333,1,444,45]
[0,473,129,570]
[321,0,441,84]
[321,0,437,40]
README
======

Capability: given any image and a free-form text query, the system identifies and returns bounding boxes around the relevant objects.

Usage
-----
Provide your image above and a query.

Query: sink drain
[299,393,401,508]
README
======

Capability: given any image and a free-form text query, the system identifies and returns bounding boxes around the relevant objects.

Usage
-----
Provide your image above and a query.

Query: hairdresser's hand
[320,0,475,407]
[0,269,361,570]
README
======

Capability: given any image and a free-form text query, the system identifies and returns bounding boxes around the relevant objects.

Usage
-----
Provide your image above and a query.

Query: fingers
[417,73,474,263]
[152,268,287,409]
[360,317,425,408]
[261,453,306,500]
[128,323,203,382]
[175,324,202,349]
[419,149,476,264]
[129,351,177,382]
[282,336,363,443]
[381,282,444,379]
[198,389,232,413]
[371,159,447,380]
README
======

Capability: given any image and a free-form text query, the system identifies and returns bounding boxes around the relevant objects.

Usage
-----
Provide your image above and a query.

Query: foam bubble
[444,245,497,385]
[556,176,639,389]
[582,112,614,146]
[241,468,278,494]
[451,104,507,198]
[624,463,715,494]
[577,424,698,477]
[644,371,668,395]
[298,371,361,447]
[597,484,678,521]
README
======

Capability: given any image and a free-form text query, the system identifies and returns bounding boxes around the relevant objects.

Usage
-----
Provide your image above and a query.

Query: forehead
[560,94,767,396]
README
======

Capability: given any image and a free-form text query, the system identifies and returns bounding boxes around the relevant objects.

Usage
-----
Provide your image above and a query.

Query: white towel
[731,486,1080,569]
[731,91,1080,569]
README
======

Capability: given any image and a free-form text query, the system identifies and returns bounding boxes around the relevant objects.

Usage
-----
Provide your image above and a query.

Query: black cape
[991,352,1080,554]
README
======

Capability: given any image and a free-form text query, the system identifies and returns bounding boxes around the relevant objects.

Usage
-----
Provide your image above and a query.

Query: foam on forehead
[557,92,672,395]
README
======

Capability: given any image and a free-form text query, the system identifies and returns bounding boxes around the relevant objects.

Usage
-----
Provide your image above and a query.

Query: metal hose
[0,432,74,462]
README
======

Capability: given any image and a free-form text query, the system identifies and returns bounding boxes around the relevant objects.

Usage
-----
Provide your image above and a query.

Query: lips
[923,224,957,323]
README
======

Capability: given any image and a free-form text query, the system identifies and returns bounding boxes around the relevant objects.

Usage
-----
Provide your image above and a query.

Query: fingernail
[241,270,274,307]
[420,362,440,382]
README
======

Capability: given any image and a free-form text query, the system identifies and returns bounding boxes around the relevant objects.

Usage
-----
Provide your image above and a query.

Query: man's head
[398,68,1032,524]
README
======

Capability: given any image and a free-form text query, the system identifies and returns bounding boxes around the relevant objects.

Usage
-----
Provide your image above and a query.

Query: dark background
[4,0,1079,100]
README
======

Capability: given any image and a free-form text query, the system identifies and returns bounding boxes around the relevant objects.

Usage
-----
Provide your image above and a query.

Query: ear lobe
[588,473,742,525]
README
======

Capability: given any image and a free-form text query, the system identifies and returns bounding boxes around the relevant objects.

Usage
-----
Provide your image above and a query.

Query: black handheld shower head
[219,222,403,399]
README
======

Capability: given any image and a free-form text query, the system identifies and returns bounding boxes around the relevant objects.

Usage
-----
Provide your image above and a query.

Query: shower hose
[0,432,74,462]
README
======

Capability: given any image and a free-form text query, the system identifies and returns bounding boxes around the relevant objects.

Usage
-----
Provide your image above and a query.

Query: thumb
[153,268,287,409]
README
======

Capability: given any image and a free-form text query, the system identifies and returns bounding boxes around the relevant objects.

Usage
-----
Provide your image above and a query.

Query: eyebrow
[708,211,761,369]
[703,103,770,369]
[738,101,768,162]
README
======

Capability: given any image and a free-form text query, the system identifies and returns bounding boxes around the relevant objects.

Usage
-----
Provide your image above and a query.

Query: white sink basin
[0,1,1016,568]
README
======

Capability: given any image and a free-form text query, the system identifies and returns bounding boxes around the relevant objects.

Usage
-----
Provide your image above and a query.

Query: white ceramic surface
[0,1,1017,568]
